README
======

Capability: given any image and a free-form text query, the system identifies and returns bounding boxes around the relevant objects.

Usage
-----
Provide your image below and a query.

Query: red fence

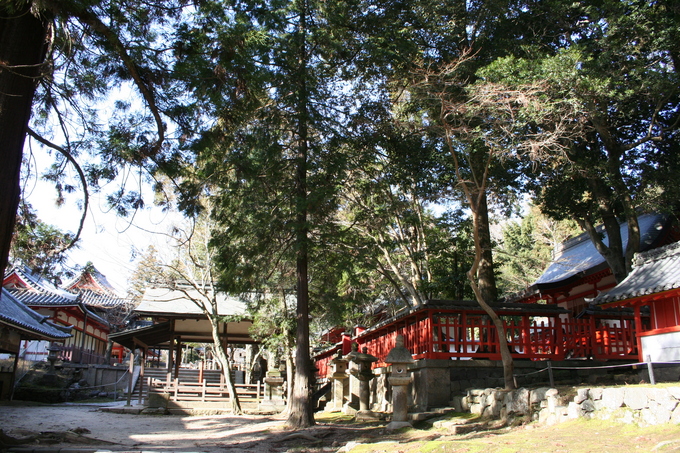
[314,309,639,379]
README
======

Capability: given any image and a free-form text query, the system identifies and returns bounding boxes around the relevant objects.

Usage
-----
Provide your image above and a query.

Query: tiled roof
[0,289,72,340]
[6,267,79,302]
[9,288,78,306]
[534,213,669,287]
[595,241,680,305]
[7,290,110,327]
[77,289,130,308]
[64,267,121,298]
[136,286,247,317]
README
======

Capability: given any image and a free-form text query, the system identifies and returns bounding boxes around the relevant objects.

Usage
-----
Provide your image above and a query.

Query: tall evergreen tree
[172,0,367,427]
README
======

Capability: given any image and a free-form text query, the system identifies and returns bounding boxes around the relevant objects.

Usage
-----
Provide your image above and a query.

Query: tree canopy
[3,0,680,425]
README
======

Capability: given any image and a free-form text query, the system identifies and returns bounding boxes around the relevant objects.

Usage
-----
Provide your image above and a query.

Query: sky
[21,146,176,295]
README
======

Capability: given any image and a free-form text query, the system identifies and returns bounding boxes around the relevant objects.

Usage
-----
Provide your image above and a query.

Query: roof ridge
[633,240,680,268]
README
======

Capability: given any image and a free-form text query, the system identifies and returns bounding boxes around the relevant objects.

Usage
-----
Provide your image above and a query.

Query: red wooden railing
[314,308,639,379]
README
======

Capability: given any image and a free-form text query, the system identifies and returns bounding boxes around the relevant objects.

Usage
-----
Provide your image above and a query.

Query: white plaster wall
[641,330,680,362]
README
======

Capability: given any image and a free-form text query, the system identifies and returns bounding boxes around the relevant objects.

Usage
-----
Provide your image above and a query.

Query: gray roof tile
[596,241,680,305]
[0,289,72,340]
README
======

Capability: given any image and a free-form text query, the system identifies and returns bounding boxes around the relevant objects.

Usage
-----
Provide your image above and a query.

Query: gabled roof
[505,213,673,304]
[108,321,173,350]
[136,286,247,318]
[65,266,118,297]
[64,266,130,308]
[76,289,130,308]
[534,213,669,289]
[3,267,78,304]
[595,241,680,305]
[0,289,72,341]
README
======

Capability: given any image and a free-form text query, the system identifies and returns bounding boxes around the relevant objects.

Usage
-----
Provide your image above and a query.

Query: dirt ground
[1,402,679,453]
[0,402,386,452]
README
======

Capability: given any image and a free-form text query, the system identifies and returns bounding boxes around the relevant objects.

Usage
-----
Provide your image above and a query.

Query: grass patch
[342,419,680,453]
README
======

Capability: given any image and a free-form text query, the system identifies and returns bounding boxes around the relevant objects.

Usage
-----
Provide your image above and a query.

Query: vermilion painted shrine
[314,213,680,383]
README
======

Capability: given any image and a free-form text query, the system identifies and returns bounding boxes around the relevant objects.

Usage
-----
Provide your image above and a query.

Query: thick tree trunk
[286,0,315,429]
[473,190,498,304]
[470,190,515,390]
[0,3,49,278]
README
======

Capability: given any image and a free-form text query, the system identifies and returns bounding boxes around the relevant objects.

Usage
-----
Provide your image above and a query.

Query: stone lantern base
[355,410,382,421]
[386,420,413,431]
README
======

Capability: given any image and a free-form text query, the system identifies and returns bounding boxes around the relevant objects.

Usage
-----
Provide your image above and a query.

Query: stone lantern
[385,334,415,430]
[327,349,349,412]
[348,346,379,420]
[259,362,286,412]
[43,342,61,385]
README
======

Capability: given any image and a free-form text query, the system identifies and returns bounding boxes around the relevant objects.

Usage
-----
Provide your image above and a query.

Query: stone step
[407,407,456,421]
[434,420,486,435]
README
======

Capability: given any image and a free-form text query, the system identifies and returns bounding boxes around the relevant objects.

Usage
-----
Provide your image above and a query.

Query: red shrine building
[314,212,680,380]
[3,265,131,364]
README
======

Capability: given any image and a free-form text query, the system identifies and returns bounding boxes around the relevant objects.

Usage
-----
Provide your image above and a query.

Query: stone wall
[365,359,680,413]
[382,359,680,412]
[451,386,680,427]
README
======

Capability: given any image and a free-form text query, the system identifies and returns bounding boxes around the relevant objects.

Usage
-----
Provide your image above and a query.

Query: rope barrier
[508,359,680,387]
[68,368,129,392]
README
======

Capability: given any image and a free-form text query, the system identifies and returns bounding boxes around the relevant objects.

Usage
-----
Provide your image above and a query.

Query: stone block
[574,388,589,404]
[623,388,648,410]
[530,387,551,405]
[489,396,502,418]
[581,399,595,413]
[593,399,606,411]
[667,387,680,400]
[671,403,680,423]
[147,392,170,409]
[470,402,484,416]
[601,387,624,410]
[567,401,583,419]
[505,388,530,416]
[450,396,467,413]
[646,400,672,425]
[647,388,677,412]
[588,388,603,400]
[618,408,636,425]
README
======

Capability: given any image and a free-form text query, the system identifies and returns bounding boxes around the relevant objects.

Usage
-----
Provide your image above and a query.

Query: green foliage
[9,202,75,284]
[496,206,580,295]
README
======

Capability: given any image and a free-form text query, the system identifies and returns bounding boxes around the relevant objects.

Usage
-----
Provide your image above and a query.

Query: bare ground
[1,402,679,453]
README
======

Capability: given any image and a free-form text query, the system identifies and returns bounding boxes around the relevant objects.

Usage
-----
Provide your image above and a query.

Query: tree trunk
[470,190,515,390]
[286,0,314,429]
[209,321,242,414]
[0,3,49,278]
[473,189,498,304]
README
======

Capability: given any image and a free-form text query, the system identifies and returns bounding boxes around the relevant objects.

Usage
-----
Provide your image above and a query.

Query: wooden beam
[133,337,149,350]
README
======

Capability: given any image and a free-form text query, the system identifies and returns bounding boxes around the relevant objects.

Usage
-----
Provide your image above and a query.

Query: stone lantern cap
[385,335,415,365]
[331,348,348,363]
[353,347,378,364]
